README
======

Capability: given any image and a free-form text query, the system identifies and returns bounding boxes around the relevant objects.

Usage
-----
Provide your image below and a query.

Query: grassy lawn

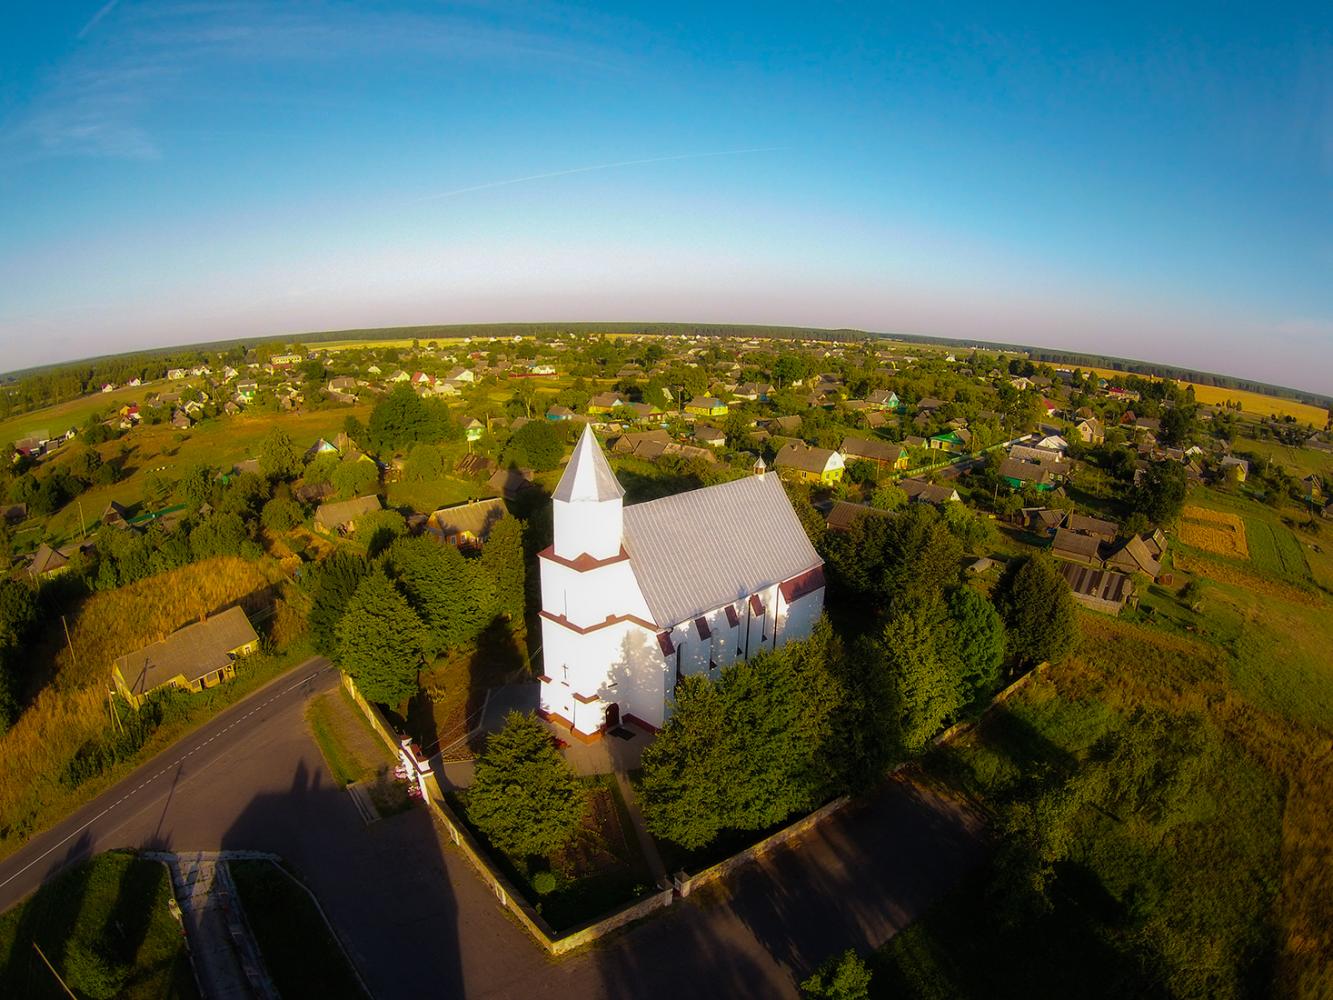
[0,380,180,447]
[1239,436,1333,479]
[408,620,532,755]
[0,850,196,1000]
[306,688,393,786]
[29,405,373,549]
[449,774,657,931]
[229,860,366,1000]
[385,474,487,513]
[874,565,1333,999]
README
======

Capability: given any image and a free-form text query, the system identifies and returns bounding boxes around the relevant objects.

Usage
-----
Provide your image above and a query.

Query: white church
[538,425,826,741]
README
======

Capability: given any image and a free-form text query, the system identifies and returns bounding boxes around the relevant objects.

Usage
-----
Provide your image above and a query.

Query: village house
[1075,417,1105,444]
[900,479,961,505]
[1058,562,1135,615]
[112,606,260,709]
[587,392,627,414]
[866,389,900,410]
[824,500,896,533]
[488,466,538,501]
[1065,513,1119,542]
[773,443,845,484]
[1220,456,1249,482]
[684,396,728,418]
[538,426,825,740]
[1051,527,1103,566]
[929,428,972,452]
[693,424,727,448]
[426,498,507,549]
[314,494,382,535]
[1103,534,1162,578]
[734,382,773,402]
[840,436,909,472]
[999,457,1059,491]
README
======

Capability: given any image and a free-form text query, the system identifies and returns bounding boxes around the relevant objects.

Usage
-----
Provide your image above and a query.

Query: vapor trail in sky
[416,147,785,202]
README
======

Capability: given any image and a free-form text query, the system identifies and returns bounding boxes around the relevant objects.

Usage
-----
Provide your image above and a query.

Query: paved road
[0,658,336,914]
[0,659,987,999]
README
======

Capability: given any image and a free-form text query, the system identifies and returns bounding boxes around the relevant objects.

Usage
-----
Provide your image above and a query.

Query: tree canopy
[466,711,586,858]
[334,569,429,706]
[996,555,1079,670]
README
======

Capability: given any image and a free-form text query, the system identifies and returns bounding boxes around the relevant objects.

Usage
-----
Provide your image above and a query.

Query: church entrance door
[604,703,620,728]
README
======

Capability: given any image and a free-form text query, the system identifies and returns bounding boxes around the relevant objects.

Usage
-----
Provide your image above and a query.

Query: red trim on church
[538,545,631,572]
[694,616,712,639]
[540,610,659,634]
[749,593,764,616]
[779,565,826,603]
[656,631,675,656]
[724,604,740,628]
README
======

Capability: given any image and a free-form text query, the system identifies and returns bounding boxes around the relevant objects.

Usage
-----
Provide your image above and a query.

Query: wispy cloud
[1,1,633,167]
[415,147,786,202]
[78,0,121,40]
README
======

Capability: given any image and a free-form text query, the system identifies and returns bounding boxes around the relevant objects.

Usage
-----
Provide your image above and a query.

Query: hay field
[1180,506,1249,559]
[1078,366,1327,426]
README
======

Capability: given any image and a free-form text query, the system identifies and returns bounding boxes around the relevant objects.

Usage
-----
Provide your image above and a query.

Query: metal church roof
[623,472,822,627]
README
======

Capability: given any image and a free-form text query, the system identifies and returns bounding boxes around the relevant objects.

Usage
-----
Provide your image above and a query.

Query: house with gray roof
[111,605,260,708]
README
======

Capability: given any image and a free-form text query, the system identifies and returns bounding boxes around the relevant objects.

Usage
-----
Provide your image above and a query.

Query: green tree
[801,949,873,1000]
[177,462,214,511]
[189,512,258,560]
[820,503,962,616]
[1134,461,1187,525]
[501,420,565,471]
[260,497,303,532]
[367,385,454,451]
[881,604,964,754]
[331,459,379,499]
[944,586,1006,704]
[996,554,1079,670]
[403,443,445,482]
[334,569,428,706]
[466,712,586,858]
[639,675,732,848]
[641,622,848,847]
[869,482,907,510]
[258,427,302,480]
[385,536,488,651]
[308,552,369,655]
[480,515,526,624]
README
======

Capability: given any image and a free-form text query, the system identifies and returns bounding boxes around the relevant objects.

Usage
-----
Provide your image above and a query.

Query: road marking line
[0,666,327,893]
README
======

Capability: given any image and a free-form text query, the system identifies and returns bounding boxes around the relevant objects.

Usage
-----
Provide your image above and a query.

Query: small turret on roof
[553,424,624,503]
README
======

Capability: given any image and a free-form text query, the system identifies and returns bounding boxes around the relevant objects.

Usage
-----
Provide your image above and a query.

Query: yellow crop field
[1180,506,1249,559]
[1181,383,1327,426]
[1076,367,1327,425]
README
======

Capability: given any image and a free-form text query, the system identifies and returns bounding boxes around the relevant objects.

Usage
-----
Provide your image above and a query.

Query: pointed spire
[553,424,625,503]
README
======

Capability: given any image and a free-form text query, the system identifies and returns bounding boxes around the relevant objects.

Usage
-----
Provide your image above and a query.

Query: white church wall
[553,497,623,561]
[776,587,824,648]
[540,617,667,732]
[539,557,651,629]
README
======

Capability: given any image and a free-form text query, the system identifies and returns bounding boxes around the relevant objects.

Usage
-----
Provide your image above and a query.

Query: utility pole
[61,615,78,673]
[33,942,77,999]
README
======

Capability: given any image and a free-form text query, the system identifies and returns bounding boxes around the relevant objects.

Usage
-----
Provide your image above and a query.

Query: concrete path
[161,851,278,1000]
[613,770,667,885]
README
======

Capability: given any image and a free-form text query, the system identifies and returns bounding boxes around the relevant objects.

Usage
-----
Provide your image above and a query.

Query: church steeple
[554,424,625,503]
[552,425,624,561]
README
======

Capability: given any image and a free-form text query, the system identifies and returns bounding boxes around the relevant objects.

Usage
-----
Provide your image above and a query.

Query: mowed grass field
[1240,436,1333,479]
[32,405,372,547]
[0,380,182,447]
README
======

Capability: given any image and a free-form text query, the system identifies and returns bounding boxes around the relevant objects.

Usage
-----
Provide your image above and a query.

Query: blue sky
[1,2,1330,392]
